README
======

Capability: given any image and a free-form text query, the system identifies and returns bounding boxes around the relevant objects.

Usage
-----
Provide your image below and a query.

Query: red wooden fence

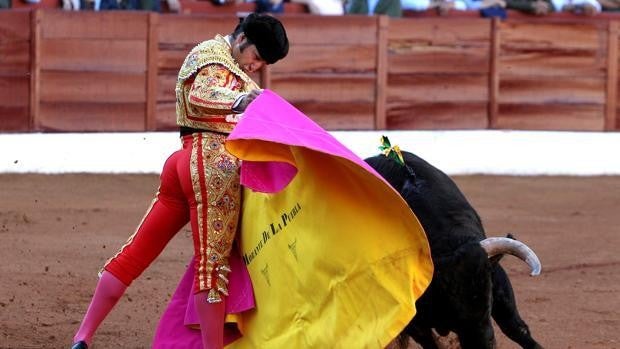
[0,10,32,131]
[1,10,619,132]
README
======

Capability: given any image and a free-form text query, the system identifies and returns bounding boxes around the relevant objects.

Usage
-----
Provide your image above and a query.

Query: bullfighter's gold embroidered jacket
[175,35,259,133]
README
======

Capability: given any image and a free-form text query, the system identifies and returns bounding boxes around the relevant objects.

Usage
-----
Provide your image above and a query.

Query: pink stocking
[73,271,128,345]
[194,291,226,349]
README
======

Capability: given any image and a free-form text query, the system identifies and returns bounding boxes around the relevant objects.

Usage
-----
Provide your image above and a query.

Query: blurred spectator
[550,0,600,14]
[73,0,175,11]
[506,0,600,15]
[402,0,466,14]
[597,0,620,10]
[463,0,506,9]
[167,0,180,11]
[505,0,552,15]
[402,0,429,11]
[255,0,285,13]
[62,0,80,10]
[226,0,286,13]
[79,0,96,9]
[345,0,402,17]
[291,0,345,14]
[121,0,161,11]
[402,0,507,17]
[464,0,507,18]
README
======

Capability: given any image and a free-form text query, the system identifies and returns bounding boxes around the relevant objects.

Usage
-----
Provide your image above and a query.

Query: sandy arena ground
[1,173,619,348]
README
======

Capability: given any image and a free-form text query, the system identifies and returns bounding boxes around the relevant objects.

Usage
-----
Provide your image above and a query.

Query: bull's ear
[489,254,504,265]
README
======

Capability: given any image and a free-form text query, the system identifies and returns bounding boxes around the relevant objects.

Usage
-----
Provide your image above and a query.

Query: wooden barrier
[0,10,31,131]
[497,19,609,131]
[2,10,620,132]
[385,17,491,130]
[271,15,380,130]
[156,14,378,130]
[608,21,618,131]
[34,10,150,131]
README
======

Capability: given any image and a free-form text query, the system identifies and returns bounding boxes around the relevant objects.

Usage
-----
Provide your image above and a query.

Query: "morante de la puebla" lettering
[243,202,302,265]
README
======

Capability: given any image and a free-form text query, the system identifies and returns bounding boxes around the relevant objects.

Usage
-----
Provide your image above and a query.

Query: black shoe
[71,341,88,349]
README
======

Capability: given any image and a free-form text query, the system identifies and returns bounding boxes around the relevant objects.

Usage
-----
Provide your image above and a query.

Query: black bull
[365,151,543,349]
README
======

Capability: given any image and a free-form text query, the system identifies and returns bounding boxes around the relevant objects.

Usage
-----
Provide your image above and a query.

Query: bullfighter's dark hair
[232,13,289,65]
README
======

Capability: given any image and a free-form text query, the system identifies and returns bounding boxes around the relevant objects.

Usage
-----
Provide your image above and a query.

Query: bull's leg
[492,265,544,349]
[404,324,439,349]
[385,332,411,349]
[455,321,495,349]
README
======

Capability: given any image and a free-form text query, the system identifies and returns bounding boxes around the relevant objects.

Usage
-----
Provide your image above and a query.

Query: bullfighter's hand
[236,89,263,112]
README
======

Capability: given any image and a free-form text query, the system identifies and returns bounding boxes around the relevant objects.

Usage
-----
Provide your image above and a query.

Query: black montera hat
[240,13,289,64]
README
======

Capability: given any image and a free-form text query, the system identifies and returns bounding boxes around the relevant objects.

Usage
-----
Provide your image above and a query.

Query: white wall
[1,130,619,175]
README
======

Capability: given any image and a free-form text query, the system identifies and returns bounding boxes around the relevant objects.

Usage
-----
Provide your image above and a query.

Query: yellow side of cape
[226,142,433,348]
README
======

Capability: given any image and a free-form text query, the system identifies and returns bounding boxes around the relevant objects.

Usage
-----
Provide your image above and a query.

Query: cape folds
[153,90,433,348]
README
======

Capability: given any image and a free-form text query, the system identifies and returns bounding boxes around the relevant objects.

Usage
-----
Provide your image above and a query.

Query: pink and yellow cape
[153,90,433,348]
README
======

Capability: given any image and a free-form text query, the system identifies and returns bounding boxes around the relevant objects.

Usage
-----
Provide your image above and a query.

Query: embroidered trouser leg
[184,132,241,302]
[103,132,241,303]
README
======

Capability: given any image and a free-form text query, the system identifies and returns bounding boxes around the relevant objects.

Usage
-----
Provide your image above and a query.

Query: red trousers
[104,132,241,302]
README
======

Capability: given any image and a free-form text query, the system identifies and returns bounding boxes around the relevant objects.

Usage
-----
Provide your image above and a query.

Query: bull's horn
[480,237,541,276]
